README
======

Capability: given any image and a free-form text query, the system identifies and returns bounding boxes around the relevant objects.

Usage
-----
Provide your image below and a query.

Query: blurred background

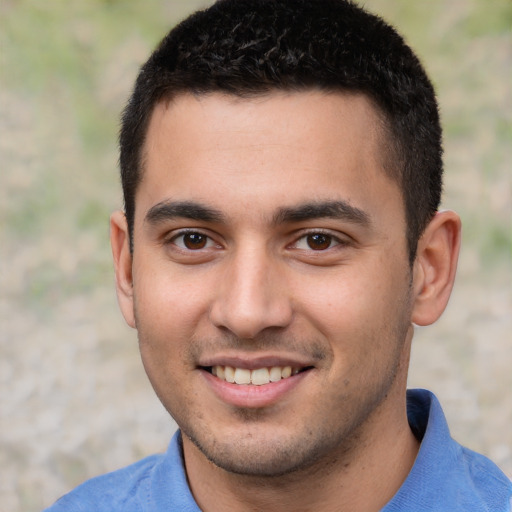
[1,1,510,510]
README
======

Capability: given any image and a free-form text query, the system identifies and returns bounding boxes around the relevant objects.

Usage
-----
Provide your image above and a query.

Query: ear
[110,210,136,328]
[411,210,461,326]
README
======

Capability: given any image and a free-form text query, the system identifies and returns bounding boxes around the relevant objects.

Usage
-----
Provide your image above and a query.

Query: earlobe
[110,210,136,328]
[411,210,461,326]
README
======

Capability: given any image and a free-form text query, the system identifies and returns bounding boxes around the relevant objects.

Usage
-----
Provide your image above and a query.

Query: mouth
[203,365,312,385]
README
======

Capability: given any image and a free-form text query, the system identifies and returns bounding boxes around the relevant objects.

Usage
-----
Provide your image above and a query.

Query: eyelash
[165,228,349,253]
[166,229,218,251]
[292,230,348,251]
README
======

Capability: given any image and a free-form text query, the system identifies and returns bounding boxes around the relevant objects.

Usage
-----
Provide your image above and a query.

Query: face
[115,91,416,476]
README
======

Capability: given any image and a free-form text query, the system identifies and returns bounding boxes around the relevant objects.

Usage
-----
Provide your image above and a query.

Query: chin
[183,422,351,478]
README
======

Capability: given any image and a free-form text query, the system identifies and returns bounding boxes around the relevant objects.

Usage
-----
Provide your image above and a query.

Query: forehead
[138,91,402,226]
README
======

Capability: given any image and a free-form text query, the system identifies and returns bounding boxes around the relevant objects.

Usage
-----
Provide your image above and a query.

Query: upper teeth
[212,365,301,385]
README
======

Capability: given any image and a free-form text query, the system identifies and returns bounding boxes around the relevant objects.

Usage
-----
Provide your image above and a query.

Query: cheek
[133,278,198,402]
[133,262,213,339]
[296,270,386,334]
[295,262,410,359]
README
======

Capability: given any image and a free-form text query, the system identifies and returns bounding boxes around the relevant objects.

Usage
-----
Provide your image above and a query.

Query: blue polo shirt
[45,389,512,511]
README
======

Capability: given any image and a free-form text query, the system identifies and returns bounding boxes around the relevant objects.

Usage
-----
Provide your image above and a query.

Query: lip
[198,352,314,370]
[200,366,312,408]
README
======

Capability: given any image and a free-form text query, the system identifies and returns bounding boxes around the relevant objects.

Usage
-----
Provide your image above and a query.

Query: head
[120,0,443,264]
[111,0,460,484]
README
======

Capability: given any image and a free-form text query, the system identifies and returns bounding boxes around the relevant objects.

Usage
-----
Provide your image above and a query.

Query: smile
[208,365,308,385]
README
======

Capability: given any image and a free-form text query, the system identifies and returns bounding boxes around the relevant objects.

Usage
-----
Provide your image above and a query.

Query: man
[45,0,511,510]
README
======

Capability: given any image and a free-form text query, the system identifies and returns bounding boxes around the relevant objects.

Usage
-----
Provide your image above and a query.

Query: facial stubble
[135,294,414,481]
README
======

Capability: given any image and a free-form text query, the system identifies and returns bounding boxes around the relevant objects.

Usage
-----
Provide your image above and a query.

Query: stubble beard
[135,282,414,479]
[183,354,408,480]
[179,328,411,479]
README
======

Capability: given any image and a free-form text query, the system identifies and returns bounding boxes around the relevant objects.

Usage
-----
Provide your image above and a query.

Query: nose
[209,244,293,339]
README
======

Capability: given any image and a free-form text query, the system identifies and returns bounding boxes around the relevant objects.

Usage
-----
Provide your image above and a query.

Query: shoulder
[385,389,512,511]
[43,453,164,512]
[458,444,512,509]
[43,431,198,512]
[430,444,512,511]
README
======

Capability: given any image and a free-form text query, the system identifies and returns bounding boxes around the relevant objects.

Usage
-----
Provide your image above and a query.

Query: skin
[111,91,461,511]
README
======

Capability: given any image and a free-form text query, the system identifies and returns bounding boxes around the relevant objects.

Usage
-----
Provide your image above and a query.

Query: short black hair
[120,0,442,263]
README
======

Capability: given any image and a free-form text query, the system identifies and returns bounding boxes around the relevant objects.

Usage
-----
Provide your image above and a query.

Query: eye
[294,232,341,251]
[171,231,216,250]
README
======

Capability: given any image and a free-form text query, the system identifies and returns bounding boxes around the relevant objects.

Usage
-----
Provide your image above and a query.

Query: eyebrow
[273,200,371,226]
[144,199,370,228]
[145,200,225,224]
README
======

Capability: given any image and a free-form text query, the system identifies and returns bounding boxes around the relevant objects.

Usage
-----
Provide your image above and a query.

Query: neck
[183,382,419,512]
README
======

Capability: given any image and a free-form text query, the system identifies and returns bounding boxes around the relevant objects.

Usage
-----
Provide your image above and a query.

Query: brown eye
[182,233,208,249]
[306,233,332,250]
[170,232,211,250]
